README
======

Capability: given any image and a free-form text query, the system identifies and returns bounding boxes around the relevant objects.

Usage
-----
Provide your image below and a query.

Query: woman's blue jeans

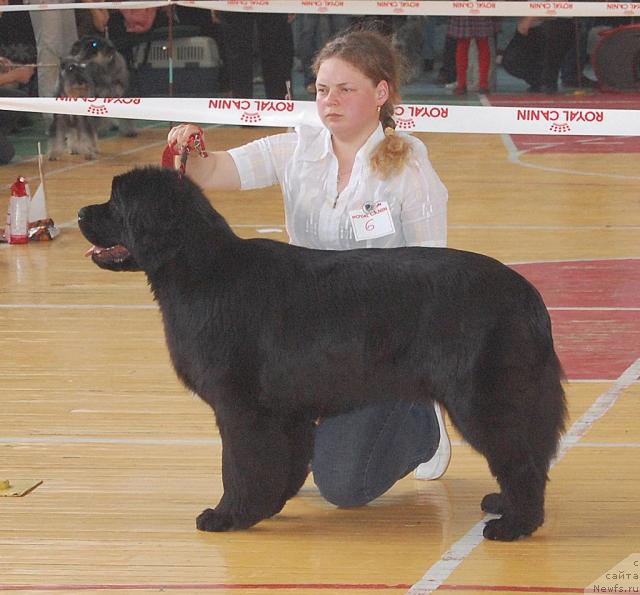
[312,401,440,507]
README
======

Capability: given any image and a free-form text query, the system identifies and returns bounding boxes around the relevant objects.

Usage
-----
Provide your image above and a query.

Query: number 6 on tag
[349,201,396,241]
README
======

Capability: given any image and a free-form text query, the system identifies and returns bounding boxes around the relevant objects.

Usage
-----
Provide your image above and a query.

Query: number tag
[349,201,396,241]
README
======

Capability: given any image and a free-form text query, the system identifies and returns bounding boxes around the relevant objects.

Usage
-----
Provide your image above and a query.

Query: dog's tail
[524,283,569,469]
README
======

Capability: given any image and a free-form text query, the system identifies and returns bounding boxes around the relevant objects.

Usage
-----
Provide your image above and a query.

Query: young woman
[167,29,450,507]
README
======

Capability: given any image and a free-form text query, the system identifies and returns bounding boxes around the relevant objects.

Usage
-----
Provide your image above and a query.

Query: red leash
[161,127,209,176]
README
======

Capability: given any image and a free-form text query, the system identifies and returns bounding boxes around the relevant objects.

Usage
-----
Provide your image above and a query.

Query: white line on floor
[408,357,640,595]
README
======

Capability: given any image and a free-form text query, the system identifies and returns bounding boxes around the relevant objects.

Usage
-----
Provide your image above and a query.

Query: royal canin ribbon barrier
[0,96,638,137]
[1,1,640,18]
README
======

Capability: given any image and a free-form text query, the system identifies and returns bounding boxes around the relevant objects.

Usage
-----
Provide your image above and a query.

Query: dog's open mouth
[84,244,131,265]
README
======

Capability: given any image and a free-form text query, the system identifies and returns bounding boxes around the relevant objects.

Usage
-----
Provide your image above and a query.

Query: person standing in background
[218,11,294,99]
[448,16,499,95]
[24,0,108,99]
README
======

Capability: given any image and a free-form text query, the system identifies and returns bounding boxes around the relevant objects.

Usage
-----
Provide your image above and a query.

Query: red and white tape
[1,96,638,137]
[1,1,639,18]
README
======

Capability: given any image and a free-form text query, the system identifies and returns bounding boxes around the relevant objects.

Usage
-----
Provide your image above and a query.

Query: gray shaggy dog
[71,36,137,138]
[48,58,99,160]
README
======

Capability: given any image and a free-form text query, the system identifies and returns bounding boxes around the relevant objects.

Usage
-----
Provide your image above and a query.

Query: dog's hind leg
[464,354,565,541]
[480,436,548,541]
[197,403,312,532]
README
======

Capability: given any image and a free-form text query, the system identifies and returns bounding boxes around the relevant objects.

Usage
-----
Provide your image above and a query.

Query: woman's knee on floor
[312,466,392,508]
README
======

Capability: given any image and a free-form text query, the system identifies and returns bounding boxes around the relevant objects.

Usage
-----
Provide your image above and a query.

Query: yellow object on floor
[0,479,42,497]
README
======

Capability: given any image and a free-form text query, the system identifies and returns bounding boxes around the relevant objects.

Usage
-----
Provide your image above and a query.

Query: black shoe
[540,84,558,94]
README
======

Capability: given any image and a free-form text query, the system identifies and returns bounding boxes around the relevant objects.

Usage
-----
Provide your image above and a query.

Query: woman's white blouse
[228,124,448,250]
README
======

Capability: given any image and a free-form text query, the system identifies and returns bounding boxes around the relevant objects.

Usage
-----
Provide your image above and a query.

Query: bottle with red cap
[7,176,30,244]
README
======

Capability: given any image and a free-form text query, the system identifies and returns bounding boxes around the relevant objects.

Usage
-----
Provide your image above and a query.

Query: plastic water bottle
[8,177,30,244]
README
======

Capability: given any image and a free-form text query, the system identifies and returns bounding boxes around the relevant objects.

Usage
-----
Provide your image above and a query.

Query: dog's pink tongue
[84,245,102,257]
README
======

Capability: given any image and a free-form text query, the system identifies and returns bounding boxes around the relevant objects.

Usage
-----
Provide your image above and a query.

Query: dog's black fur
[78,167,567,541]
[48,58,99,160]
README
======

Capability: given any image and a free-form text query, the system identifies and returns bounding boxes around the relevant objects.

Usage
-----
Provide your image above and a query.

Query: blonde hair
[313,28,412,179]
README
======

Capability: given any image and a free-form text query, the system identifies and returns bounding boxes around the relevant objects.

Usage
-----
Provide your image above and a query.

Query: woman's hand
[11,64,35,85]
[167,123,206,156]
[0,59,35,85]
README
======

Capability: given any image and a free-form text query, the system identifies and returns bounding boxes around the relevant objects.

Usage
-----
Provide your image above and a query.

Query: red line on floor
[0,583,585,592]
[0,585,408,592]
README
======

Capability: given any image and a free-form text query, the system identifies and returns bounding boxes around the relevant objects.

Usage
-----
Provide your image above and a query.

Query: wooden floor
[0,123,639,595]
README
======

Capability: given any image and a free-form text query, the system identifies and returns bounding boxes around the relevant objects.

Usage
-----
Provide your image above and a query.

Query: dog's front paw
[196,508,235,532]
[483,515,539,541]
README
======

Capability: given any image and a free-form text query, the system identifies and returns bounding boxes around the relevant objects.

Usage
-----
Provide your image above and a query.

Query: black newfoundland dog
[78,167,567,541]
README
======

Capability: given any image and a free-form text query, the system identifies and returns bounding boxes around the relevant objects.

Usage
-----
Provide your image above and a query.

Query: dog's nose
[77,207,88,222]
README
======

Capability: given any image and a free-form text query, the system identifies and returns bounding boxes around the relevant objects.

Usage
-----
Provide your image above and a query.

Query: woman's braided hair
[312,27,411,179]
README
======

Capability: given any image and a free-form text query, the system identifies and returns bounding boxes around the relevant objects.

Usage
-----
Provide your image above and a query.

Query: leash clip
[177,131,208,178]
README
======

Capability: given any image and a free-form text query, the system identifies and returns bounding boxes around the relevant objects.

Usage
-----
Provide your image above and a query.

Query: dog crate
[132,36,221,97]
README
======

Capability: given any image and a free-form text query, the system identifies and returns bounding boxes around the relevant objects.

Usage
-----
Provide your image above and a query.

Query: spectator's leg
[298,15,320,88]
[455,37,471,92]
[476,36,491,89]
[540,18,574,91]
[561,18,595,86]
[257,14,293,100]
[220,12,255,99]
[438,34,457,84]
[25,0,78,98]
[421,16,438,70]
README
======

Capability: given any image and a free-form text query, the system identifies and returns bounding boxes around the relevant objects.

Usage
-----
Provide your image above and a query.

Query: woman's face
[315,57,388,140]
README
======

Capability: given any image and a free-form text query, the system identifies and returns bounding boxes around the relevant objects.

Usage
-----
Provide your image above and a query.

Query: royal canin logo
[528,2,574,16]
[606,3,640,16]
[516,108,604,133]
[393,105,449,130]
[451,1,497,14]
[208,99,295,124]
[225,0,270,10]
[376,1,421,14]
[301,0,345,11]
[55,97,142,116]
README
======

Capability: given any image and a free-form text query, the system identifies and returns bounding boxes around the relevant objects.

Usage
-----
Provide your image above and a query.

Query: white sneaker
[414,403,451,480]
